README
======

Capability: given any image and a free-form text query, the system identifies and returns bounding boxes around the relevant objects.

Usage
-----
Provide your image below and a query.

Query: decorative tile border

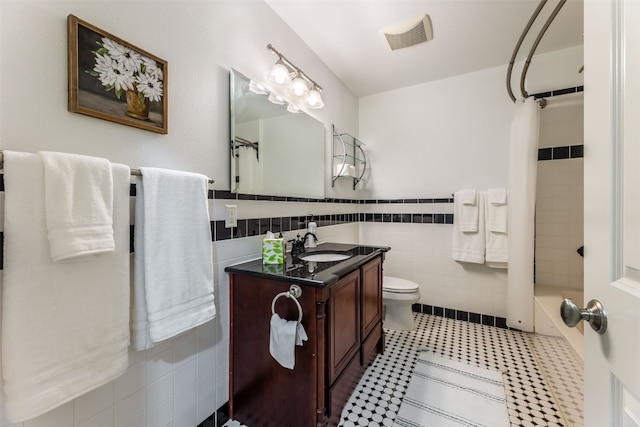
[130,184,214,199]
[211,211,454,241]
[197,410,221,427]
[362,198,454,204]
[213,190,453,205]
[538,144,583,161]
[531,85,584,99]
[211,191,455,241]
[411,303,514,330]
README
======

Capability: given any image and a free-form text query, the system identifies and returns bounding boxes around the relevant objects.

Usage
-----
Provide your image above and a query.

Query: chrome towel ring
[271,284,303,323]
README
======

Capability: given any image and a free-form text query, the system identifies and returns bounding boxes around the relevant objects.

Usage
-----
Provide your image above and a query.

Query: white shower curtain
[506,97,540,332]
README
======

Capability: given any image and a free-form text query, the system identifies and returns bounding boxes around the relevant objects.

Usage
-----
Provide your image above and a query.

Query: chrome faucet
[289,234,306,256]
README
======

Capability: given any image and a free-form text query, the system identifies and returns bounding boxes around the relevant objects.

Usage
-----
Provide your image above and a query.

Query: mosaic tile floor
[528,333,584,426]
[222,312,584,427]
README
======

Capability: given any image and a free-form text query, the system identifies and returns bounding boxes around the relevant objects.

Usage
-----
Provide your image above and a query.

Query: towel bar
[0,151,214,184]
[271,284,303,323]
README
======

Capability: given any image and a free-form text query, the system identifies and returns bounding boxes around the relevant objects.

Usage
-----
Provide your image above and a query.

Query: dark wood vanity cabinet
[327,269,360,383]
[228,254,385,427]
[361,256,383,342]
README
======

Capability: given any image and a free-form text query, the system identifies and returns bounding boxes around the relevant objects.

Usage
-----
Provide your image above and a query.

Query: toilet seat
[383,276,419,294]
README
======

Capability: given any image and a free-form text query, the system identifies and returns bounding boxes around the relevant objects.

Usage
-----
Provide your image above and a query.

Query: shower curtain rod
[506,0,567,103]
[506,0,547,102]
[0,151,215,184]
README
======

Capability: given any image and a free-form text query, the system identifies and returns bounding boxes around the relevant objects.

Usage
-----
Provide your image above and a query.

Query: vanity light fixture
[249,80,269,95]
[306,88,324,109]
[267,92,285,105]
[268,60,292,86]
[286,103,302,113]
[288,75,310,98]
[266,43,324,109]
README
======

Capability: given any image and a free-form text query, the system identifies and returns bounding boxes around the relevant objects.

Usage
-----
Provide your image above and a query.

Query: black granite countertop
[224,242,390,287]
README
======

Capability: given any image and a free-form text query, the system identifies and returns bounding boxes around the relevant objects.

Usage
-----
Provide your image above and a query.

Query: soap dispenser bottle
[306,221,317,248]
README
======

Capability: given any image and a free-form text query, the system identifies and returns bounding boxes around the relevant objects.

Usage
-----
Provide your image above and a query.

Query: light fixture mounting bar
[266,44,323,92]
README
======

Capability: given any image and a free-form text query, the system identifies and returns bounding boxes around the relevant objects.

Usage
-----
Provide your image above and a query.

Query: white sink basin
[298,252,352,262]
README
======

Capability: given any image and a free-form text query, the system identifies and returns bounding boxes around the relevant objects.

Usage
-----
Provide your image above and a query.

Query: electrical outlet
[225,205,237,228]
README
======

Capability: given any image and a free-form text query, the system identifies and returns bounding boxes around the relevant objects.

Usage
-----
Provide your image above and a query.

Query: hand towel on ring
[269,313,308,369]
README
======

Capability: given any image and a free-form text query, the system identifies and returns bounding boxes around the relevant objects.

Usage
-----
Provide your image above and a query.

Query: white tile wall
[535,159,584,290]
[535,92,584,291]
[538,92,584,149]
[359,221,508,318]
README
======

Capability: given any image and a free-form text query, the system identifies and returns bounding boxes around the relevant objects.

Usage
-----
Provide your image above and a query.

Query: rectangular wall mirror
[230,69,325,199]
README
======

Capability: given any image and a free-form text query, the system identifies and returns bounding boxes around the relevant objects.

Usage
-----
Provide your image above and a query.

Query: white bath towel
[457,188,477,205]
[452,191,485,264]
[40,151,115,262]
[484,191,508,269]
[269,314,307,369]
[454,189,479,232]
[486,188,508,233]
[132,167,215,350]
[487,188,507,205]
[1,151,130,424]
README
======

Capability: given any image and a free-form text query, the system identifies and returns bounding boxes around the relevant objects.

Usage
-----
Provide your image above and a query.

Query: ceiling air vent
[380,14,433,51]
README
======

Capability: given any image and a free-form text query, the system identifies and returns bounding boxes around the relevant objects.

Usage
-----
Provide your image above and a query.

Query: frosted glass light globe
[289,77,309,97]
[268,63,291,85]
[306,89,324,109]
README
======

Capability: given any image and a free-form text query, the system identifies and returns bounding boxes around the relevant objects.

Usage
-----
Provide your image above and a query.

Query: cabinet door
[361,256,382,339]
[229,275,319,425]
[328,269,360,384]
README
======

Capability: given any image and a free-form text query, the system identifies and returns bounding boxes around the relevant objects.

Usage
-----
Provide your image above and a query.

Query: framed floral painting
[68,15,168,134]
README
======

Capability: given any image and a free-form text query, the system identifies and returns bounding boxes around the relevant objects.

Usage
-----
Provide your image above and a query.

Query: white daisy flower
[135,72,163,102]
[140,55,163,81]
[92,53,114,76]
[100,37,127,59]
[99,60,135,94]
[101,37,142,73]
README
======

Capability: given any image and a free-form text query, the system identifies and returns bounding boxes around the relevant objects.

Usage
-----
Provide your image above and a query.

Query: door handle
[560,298,607,335]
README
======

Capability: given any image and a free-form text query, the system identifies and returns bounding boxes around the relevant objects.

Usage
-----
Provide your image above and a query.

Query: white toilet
[382,276,421,331]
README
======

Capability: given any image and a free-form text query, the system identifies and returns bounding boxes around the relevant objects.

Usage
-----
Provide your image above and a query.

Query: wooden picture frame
[68,15,168,134]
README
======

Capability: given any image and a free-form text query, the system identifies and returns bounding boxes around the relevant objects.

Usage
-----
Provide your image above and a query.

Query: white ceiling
[265,0,584,97]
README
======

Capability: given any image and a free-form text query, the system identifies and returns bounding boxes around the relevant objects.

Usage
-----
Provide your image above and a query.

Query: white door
[584,0,640,425]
